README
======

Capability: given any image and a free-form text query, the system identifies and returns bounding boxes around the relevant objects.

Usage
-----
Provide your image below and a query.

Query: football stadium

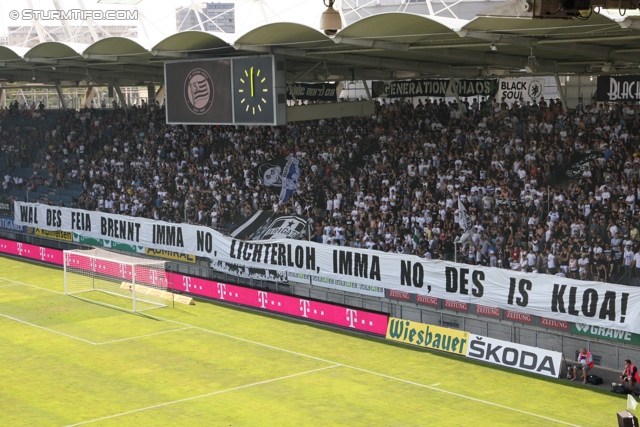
[3,0,640,426]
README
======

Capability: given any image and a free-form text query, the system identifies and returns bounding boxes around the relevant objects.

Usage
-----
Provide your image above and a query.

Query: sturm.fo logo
[184,68,214,115]
[527,80,543,101]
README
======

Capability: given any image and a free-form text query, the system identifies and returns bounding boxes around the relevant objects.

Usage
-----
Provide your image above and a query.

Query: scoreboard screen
[165,55,286,126]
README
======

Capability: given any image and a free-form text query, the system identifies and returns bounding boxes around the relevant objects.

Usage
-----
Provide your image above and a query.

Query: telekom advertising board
[0,238,63,264]
[0,238,388,336]
[168,272,388,336]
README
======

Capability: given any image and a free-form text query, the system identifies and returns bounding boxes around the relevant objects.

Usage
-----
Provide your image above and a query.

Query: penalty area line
[0,277,64,294]
[0,313,97,345]
[11,281,582,426]
[94,326,194,345]
[65,364,341,426]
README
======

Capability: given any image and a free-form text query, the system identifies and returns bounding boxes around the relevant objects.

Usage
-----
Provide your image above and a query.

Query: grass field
[0,255,631,426]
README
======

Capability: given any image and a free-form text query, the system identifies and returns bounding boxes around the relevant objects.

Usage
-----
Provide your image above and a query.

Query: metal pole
[554,70,568,109]
[132,263,137,313]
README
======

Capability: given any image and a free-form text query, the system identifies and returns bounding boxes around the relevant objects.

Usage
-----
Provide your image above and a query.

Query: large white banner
[466,335,562,378]
[497,77,545,104]
[14,202,640,333]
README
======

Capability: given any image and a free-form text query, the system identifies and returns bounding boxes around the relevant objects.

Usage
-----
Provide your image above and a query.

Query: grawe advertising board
[386,317,469,355]
[14,202,640,335]
[0,238,63,264]
[169,272,389,336]
[572,323,640,345]
[466,335,562,378]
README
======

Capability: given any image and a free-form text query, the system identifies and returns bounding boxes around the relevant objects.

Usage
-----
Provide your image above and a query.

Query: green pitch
[0,255,630,426]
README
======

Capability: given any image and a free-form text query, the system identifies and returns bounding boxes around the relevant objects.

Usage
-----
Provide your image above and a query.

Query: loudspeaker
[617,410,639,427]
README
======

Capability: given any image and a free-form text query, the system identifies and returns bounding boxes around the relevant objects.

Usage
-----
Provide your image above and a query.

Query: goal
[64,248,170,313]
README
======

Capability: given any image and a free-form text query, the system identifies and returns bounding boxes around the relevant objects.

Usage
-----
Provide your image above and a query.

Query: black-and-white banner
[0,198,11,217]
[287,83,338,102]
[559,152,599,179]
[497,78,544,103]
[231,210,307,240]
[14,201,640,333]
[371,79,497,98]
[596,75,640,101]
[254,155,301,203]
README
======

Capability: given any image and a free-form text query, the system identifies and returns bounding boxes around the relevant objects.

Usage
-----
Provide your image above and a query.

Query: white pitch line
[0,277,64,294]
[94,327,194,345]
[0,313,97,345]
[4,281,583,426]
[65,364,341,427]
[346,365,582,427]
[145,317,582,427]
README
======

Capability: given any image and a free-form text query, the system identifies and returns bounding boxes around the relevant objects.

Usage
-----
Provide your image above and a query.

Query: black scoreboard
[165,55,286,126]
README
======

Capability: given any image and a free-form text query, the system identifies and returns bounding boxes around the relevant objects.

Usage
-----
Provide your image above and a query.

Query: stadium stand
[1,95,640,286]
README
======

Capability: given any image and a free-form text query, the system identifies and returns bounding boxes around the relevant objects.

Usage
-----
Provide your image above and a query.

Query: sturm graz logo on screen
[184,68,214,115]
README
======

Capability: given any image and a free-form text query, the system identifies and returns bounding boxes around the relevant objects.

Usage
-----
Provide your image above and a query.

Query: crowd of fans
[2,93,640,285]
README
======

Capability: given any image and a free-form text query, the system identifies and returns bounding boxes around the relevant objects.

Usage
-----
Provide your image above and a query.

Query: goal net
[64,248,170,313]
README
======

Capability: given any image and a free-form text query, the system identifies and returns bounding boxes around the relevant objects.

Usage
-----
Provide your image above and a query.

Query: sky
[0,0,327,42]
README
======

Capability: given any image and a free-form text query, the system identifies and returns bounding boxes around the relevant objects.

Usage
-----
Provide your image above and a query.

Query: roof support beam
[111,81,128,109]
[54,81,67,111]
[461,30,640,63]
[332,36,410,51]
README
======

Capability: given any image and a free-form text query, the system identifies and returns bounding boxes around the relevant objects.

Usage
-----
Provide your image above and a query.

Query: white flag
[458,198,474,243]
[458,198,472,233]
[628,394,637,411]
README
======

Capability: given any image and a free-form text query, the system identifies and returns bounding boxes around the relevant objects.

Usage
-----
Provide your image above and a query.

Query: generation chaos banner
[371,79,497,98]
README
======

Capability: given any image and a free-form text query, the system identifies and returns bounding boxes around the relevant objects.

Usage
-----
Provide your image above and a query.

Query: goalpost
[64,248,170,313]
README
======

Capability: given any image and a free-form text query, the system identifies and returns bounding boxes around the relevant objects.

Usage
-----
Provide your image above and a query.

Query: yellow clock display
[232,56,278,124]
[237,66,270,115]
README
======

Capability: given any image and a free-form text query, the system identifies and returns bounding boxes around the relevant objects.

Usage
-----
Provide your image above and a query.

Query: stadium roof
[3,11,640,87]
